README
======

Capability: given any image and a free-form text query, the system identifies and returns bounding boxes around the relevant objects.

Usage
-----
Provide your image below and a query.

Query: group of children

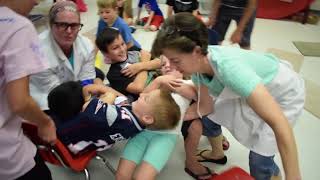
[44,1,305,180]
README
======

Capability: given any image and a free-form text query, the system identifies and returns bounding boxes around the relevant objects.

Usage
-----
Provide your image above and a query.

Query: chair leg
[95,154,116,175]
[83,168,90,180]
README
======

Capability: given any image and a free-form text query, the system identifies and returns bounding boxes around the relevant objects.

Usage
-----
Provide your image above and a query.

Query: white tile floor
[38,0,320,179]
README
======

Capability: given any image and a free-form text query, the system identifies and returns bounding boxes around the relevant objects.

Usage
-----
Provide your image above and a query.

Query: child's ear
[141,115,154,125]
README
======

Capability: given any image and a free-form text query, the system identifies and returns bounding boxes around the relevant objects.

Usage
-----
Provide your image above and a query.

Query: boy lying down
[47,81,186,155]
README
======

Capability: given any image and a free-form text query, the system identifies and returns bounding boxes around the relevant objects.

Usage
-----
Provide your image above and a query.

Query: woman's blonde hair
[151,12,208,58]
[148,89,181,130]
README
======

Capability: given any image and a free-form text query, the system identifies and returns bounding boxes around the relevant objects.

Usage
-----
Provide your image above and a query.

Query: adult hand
[121,63,142,77]
[230,29,243,44]
[37,118,57,145]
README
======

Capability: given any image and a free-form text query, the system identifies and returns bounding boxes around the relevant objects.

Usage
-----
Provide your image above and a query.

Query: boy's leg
[197,116,226,163]
[117,131,150,180]
[135,132,178,179]
[211,7,232,45]
[249,151,281,180]
[182,119,213,179]
[116,158,137,180]
[134,161,158,180]
[149,15,164,31]
[234,10,256,49]
[141,133,178,171]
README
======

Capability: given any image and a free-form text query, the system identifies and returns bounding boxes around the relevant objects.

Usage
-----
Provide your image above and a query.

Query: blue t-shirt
[192,46,279,98]
[96,17,141,49]
[138,0,163,16]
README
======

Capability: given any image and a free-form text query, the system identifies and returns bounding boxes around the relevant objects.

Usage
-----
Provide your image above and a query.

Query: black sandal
[197,149,227,165]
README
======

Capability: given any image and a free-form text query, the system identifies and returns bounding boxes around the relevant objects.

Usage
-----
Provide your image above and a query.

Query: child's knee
[116,170,131,180]
[188,119,203,133]
[149,25,158,31]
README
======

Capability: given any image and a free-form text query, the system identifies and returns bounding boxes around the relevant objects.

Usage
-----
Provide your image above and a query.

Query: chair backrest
[22,122,97,172]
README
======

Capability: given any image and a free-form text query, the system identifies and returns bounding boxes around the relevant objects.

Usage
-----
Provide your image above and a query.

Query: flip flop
[184,166,217,180]
[197,149,228,165]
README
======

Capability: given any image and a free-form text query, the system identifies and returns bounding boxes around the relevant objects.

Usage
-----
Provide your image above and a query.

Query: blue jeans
[212,5,256,47]
[200,117,280,179]
[249,151,280,180]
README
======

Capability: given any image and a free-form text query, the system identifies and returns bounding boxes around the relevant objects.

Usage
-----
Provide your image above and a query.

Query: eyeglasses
[53,22,84,31]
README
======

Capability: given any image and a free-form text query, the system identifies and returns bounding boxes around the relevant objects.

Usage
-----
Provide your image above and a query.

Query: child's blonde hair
[148,89,181,130]
[97,0,117,9]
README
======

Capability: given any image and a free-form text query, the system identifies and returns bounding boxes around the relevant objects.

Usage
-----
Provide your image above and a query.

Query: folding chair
[22,122,116,180]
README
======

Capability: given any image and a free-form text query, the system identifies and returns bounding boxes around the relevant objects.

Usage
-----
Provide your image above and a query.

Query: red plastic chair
[22,122,116,180]
[211,167,254,180]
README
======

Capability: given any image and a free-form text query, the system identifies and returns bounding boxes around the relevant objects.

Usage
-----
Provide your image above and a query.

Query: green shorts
[121,130,178,172]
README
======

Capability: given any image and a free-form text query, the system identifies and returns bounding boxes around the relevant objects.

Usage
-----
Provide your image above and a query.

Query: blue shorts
[181,116,222,139]
[249,151,280,180]
[212,6,256,47]
[201,116,222,137]
[121,130,178,172]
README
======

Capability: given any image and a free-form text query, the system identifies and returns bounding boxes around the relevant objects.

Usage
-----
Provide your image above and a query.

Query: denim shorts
[212,6,256,47]
[249,151,280,180]
[201,116,222,137]
[181,116,222,139]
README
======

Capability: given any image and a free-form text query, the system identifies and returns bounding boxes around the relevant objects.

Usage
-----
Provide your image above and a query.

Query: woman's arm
[247,83,301,180]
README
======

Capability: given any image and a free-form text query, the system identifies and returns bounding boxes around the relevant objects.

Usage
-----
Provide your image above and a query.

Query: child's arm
[121,50,160,77]
[135,7,142,24]
[183,84,213,120]
[83,84,124,101]
[99,92,117,104]
[125,70,148,94]
[144,11,155,30]
[247,83,301,180]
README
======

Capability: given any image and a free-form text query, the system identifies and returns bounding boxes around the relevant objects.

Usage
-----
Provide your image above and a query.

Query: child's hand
[143,24,150,31]
[100,92,117,104]
[158,75,183,92]
[121,63,142,77]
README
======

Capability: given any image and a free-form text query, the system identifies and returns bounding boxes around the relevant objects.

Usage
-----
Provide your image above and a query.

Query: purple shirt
[0,7,48,179]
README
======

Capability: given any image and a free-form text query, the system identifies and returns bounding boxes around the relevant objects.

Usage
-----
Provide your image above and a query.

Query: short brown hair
[148,89,181,130]
[97,0,117,9]
[151,12,208,58]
